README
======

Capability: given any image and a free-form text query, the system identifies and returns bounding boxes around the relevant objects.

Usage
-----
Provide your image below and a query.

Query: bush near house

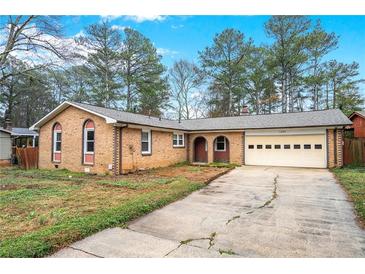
[332,166,365,226]
[0,164,233,257]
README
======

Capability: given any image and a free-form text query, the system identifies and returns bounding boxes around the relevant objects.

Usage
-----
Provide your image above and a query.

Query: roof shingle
[71,102,351,131]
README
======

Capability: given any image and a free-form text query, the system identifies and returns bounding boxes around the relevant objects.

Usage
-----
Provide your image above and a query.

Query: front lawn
[0,164,232,257]
[332,166,365,226]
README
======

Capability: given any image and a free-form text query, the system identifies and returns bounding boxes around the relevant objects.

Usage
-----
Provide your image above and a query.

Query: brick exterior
[188,132,244,165]
[120,127,187,173]
[38,106,115,174]
[327,128,344,168]
[37,105,343,174]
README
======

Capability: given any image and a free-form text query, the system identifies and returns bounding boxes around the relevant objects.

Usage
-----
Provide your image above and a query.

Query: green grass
[0,165,229,257]
[96,177,175,190]
[332,166,365,225]
[208,162,240,168]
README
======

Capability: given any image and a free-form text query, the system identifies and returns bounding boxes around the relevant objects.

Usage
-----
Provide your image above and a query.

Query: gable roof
[30,101,352,132]
[0,127,12,135]
[71,102,186,130]
[349,110,365,120]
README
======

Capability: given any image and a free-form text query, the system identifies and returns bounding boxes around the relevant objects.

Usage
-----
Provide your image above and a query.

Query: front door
[194,137,207,163]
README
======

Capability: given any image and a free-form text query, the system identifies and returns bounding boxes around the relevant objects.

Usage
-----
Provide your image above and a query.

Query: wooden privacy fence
[343,138,365,166]
[16,147,39,169]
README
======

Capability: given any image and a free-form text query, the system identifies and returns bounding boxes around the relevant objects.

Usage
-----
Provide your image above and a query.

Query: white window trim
[141,129,151,155]
[173,133,184,147]
[83,127,95,155]
[53,130,61,162]
[215,137,226,152]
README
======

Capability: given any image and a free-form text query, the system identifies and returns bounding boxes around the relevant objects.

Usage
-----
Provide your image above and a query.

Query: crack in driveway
[164,232,217,257]
[226,174,279,224]
[68,246,104,258]
[246,174,279,214]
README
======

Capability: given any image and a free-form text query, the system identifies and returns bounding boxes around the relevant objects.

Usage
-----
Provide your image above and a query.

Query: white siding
[0,131,12,160]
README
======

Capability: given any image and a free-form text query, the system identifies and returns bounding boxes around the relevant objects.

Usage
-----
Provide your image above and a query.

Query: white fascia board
[127,124,187,133]
[11,133,39,137]
[188,129,244,133]
[245,127,327,136]
[29,101,117,130]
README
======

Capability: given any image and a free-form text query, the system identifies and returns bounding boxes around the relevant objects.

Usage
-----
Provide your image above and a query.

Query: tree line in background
[0,15,364,127]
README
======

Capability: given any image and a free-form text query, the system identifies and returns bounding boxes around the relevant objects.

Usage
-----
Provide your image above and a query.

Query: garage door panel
[245,135,327,168]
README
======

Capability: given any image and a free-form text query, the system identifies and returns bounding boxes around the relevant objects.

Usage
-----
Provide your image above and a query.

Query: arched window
[52,123,62,162]
[83,120,95,164]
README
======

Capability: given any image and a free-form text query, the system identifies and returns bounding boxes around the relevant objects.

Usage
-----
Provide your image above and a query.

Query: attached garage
[245,128,327,168]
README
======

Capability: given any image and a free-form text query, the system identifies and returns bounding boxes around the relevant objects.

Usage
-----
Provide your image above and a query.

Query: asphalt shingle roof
[0,127,38,136]
[72,102,351,131]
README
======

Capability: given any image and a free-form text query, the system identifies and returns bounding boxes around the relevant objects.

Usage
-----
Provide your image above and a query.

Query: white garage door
[245,129,327,168]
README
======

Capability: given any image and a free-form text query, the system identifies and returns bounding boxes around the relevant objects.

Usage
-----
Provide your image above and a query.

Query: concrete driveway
[52,166,365,258]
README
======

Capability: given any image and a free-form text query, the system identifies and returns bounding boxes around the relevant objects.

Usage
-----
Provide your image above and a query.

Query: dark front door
[194,137,207,163]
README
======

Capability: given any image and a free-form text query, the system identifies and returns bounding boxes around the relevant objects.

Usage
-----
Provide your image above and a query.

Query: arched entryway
[194,137,208,163]
[213,136,230,163]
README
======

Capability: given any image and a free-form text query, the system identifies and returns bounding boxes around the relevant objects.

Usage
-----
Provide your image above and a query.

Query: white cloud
[156,47,179,57]
[99,15,122,21]
[111,25,127,31]
[123,15,166,23]
[171,24,184,29]
[73,30,85,38]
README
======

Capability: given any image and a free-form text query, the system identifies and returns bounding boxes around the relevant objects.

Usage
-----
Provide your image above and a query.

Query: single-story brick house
[29,101,352,174]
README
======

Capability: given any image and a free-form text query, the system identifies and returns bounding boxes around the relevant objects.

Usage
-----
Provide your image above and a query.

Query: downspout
[242,131,245,165]
[326,129,329,168]
[334,128,337,167]
[120,127,123,175]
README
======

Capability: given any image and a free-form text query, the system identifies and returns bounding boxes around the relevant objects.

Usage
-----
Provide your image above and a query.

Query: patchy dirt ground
[0,164,232,257]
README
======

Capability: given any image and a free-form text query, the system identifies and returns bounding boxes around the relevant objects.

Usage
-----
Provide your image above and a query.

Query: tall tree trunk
[325,82,329,109]
[332,80,336,109]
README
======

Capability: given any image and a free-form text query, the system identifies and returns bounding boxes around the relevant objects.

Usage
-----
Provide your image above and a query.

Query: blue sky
[63,15,365,79]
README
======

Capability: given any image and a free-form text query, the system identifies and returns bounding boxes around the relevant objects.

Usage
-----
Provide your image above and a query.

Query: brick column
[186,133,190,162]
[327,129,335,168]
[336,129,344,167]
[112,126,121,175]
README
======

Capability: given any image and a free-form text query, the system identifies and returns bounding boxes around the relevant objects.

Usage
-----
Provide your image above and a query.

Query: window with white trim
[215,136,226,151]
[141,129,151,154]
[54,131,62,152]
[83,120,95,164]
[173,133,184,147]
[84,128,95,153]
[52,123,62,162]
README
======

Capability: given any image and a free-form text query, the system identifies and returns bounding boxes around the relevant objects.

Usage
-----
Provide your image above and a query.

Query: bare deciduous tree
[169,59,204,120]
[0,15,70,84]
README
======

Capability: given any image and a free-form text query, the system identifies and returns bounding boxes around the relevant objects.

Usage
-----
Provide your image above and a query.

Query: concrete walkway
[51,166,365,257]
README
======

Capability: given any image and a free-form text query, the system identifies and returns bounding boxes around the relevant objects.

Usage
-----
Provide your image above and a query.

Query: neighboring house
[0,124,39,165]
[348,111,365,138]
[0,128,12,165]
[30,101,352,174]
